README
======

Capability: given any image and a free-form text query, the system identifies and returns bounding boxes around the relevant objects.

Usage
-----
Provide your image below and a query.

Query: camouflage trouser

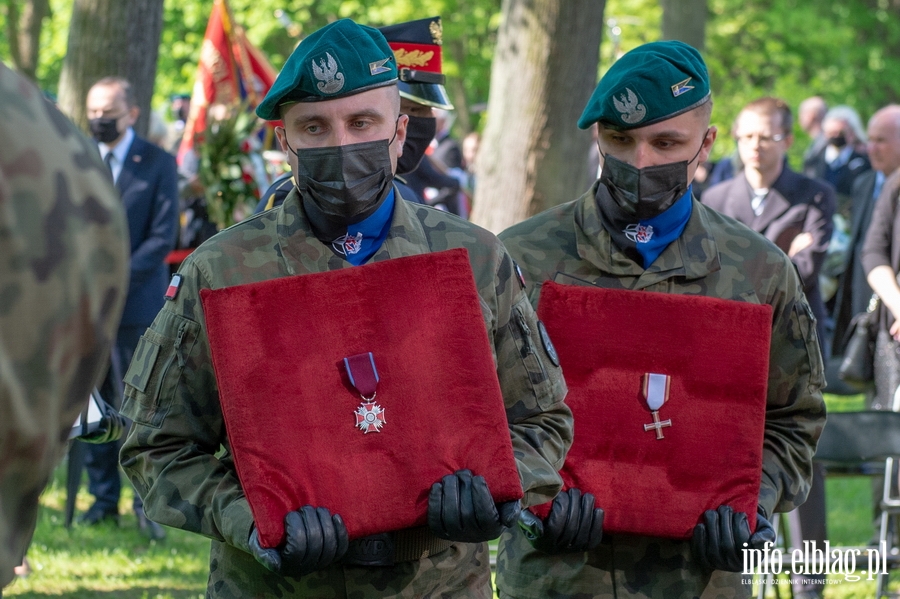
[206,538,493,598]
[496,526,750,599]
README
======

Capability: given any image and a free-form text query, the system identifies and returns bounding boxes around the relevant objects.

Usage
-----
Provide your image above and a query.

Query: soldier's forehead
[282,88,395,124]
[600,111,699,139]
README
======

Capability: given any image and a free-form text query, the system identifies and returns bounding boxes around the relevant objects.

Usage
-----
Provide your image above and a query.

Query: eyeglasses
[736,133,787,145]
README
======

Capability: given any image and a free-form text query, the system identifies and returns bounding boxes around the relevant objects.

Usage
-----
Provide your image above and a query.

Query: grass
[3,465,209,598]
[2,394,893,597]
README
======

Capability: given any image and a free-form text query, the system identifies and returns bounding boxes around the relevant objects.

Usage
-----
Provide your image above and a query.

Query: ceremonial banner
[177,0,277,165]
[200,249,522,548]
[535,281,772,539]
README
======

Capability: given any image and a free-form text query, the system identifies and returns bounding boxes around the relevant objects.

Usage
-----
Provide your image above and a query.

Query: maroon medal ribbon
[344,352,385,433]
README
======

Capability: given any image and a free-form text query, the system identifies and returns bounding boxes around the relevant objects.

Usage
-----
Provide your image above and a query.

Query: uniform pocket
[794,301,825,393]
[122,310,201,428]
[508,298,564,410]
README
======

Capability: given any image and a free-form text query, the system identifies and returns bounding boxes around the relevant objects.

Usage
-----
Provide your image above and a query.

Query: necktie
[750,188,768,216]
[103,152,115,181]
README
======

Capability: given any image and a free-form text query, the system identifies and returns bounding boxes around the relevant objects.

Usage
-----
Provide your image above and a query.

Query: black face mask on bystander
[89,117,121,144]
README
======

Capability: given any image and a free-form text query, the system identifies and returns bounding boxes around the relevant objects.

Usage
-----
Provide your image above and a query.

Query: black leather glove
[518,488,604,554]
[692,505,776,572]
[428,469,521,543]
[77,396,127,444]
[249,526,282,573]
[248,506,349,578]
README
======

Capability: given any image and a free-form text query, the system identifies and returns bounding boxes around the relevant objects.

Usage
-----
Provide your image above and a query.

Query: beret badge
[613,88,647,125]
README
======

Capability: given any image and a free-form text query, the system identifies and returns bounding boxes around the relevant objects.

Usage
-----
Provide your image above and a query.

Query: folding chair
[756,408,900,599]
[812,408,900,597]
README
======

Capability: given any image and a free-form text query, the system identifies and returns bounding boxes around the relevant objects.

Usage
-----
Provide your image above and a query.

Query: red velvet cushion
[534,281,771,539]
[199,248,523,548]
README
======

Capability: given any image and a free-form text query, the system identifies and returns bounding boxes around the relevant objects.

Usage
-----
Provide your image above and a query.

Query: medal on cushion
[344,352,385,433]
[642,373,672,439]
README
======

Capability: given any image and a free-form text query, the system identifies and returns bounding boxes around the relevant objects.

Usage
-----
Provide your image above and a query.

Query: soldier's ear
[395,114,409,152]
[275,127,288,152]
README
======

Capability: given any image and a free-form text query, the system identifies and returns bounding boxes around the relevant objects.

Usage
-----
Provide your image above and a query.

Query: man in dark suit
[702,96,835,599]
[82,77,179,539]
[703,97,836,349]
[833,105,900,367]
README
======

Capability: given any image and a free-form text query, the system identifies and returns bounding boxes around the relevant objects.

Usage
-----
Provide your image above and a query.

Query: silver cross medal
[642,373,672,440]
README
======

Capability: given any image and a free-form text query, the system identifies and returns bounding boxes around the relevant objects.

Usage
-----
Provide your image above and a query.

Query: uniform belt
[343,526,453,566]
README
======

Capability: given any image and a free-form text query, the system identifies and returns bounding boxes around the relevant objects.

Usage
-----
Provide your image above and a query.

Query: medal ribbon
[642,373,670,411]
[344,352,379,400]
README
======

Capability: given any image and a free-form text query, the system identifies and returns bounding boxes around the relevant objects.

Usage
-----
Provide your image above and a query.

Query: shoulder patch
[537,321,560,367]
[514,262,527,289]
[164,274,183,301]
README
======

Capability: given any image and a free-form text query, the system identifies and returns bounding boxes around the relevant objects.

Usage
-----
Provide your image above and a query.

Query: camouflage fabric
[495,182,827,599]
[119,187,571,598]
[0,62,129,588]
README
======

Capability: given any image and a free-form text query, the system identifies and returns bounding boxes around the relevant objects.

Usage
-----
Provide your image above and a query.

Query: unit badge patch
[625,223,654,244]
[334,232,364,255]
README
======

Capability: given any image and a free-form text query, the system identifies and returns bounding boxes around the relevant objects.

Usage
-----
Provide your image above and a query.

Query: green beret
[257,19,398,121]
[577,40,710,130]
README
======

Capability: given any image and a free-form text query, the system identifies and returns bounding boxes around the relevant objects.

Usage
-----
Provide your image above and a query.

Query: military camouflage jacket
[495,183,826,599]
[0,62,129,588]
[120,187,571,598]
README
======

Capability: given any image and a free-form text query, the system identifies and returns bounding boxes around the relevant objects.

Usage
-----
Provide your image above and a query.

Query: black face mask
[397,115,436,175]
[828,133,847,149]
[598,134,706,221]
[288,137,395,227]
[89,117,121,144]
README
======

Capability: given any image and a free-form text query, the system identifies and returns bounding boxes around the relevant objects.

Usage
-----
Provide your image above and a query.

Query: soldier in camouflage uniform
[119,19,571,598]
[495,41,826,599]
[0,62,129,591]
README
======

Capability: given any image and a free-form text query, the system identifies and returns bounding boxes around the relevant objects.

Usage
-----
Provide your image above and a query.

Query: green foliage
[705,0,900,164]
[196,104,265,229]
[152,0,501,133]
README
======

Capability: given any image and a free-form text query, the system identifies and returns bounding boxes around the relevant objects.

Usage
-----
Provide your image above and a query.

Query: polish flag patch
[165,274,183,301]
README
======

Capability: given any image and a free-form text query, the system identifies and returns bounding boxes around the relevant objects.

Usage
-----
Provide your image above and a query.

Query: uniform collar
[574,180,721,289]
[275,183,429,275]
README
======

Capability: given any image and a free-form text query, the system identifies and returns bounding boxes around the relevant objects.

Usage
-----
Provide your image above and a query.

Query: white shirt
[99,127,135,184]
[750,187,769,216]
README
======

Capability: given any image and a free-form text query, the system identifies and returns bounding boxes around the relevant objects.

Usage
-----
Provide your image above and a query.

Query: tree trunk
[5,1,23,71]
[446,37,472,135]
[471,0,605,234]
[5,0,51,82]
[127,0,165,138]
[661,0,706,51]
[57,0,164,138]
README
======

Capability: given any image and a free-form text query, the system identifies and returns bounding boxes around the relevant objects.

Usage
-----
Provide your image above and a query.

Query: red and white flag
[177,0,277,165]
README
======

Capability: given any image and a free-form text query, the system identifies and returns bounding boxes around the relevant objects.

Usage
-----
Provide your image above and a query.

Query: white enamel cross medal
[642,373,672,440]
[344,352,385,434]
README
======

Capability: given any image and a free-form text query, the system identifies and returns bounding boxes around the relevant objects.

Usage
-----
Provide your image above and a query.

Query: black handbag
[838,298,879,387]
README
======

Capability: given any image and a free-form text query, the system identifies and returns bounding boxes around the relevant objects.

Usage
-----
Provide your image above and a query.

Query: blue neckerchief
[335,189,395,266]
[633,186,693,268]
